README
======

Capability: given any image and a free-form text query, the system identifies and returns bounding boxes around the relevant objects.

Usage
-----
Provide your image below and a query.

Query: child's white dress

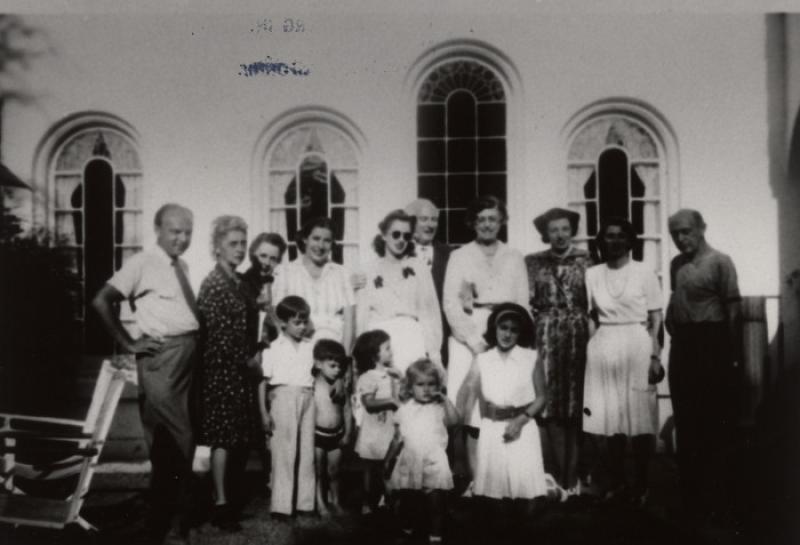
[473,346,548,499]
[390,399,453,491]
[354,368,397,460]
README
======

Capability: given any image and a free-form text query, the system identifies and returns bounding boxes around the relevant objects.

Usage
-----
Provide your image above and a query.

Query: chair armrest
[0,444,99,460]
[0,429,92,440]
[0,414,85,428]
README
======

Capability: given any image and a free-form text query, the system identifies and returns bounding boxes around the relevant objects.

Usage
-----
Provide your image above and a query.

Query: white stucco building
[2,3,799,459]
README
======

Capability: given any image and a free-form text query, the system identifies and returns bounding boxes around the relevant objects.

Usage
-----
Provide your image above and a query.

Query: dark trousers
[539,418,581,489]
[669,322,737,520]
[137,334,197,532]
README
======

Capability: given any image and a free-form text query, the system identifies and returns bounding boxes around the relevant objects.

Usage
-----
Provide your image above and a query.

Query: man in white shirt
[92,203,198,545]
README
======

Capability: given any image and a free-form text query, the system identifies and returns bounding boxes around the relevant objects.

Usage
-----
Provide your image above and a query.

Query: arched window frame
[562,100,680,282]
[250,107,366,265]
[32,112,144,352]
[406,40,525,246]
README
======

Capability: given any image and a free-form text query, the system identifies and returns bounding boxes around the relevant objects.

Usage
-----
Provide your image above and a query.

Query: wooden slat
[0,494,72,528]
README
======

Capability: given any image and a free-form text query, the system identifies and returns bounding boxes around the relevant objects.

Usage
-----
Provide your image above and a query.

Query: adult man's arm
[92,284,163,356]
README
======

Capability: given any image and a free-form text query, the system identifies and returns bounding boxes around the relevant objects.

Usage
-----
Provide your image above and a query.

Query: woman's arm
[647,309,664,383]
[342,305,355,355]
[456,361,481,425]
[443,252,483,352]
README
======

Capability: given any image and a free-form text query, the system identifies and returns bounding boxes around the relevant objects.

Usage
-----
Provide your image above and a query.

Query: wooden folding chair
[0,358,135,531]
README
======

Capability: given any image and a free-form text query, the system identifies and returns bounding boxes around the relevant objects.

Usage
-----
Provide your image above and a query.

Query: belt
[484,404,529,421]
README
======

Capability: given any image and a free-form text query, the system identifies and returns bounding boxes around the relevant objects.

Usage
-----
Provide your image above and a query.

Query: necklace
[604,264,630,299]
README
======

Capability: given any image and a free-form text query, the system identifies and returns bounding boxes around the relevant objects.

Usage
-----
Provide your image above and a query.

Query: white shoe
[461,481,474,498]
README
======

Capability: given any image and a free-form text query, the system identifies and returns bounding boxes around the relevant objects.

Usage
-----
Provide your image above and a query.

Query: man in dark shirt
[666,208,741,526]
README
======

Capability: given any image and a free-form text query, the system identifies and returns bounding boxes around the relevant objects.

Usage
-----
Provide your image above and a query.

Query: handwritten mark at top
[239,57,310,77]
[250,18,306,34]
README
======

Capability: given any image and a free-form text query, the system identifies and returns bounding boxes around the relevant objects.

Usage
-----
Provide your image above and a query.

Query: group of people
[91,196,741,545]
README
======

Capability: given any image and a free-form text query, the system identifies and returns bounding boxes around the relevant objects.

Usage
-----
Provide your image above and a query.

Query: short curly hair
[248,232,287,268]
[466,195,508,228]
[372,209,416,258]
[399,358,445,401]
[210,215,248,258]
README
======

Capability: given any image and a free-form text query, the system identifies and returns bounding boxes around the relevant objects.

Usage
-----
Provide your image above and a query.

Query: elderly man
[93,203,198,545]
[405,198,451,364]
[666,209,741,525]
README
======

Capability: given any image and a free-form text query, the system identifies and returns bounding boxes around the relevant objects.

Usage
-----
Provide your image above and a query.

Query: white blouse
[585,261,662,324]
[357,256,442,358]
[443,241,529,347]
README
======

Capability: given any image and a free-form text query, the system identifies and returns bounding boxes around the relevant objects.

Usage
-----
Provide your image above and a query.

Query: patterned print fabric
[525,249,592,421]
[197,265,261,449]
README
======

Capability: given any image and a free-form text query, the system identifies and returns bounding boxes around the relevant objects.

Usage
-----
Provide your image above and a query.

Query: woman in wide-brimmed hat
[524,207,593,497]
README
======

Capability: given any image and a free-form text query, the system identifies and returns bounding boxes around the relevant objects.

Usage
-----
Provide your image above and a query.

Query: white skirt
[446,308,491,428]
[369,316,427,375]
[473,417,548,499]
[583,324,658,436]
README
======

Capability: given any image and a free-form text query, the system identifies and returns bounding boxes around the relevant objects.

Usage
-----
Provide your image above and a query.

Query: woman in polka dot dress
[198,215,262,530]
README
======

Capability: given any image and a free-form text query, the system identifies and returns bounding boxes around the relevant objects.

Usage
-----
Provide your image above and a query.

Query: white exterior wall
[3,11,777,299]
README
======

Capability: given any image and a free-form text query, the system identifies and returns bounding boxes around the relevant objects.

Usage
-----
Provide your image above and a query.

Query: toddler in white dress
[385,358,458,543]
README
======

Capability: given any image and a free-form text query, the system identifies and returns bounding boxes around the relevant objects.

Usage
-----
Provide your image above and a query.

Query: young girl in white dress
[459,303,549,518]
[353,329,402,514]
[385,358,458,543]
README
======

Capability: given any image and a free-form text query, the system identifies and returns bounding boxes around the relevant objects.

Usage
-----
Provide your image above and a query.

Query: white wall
[3,10,777,297]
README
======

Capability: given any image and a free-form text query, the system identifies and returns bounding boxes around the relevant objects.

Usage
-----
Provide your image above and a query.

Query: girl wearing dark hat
[582,217,664,504]
[524,207,592,497]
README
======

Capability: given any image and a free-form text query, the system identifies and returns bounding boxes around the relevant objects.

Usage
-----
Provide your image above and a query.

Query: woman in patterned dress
[198,215,261,530]
[525,208,592,495]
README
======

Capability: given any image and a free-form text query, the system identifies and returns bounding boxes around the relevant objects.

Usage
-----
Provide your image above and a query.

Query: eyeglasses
[390,231,413,241]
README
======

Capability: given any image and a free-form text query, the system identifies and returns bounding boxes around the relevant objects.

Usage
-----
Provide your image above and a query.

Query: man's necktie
[172,257,200,320]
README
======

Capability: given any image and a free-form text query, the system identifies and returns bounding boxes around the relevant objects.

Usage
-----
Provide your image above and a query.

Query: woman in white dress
[358,209,443,373]
[443,196,529,485]
[583,217,664,503]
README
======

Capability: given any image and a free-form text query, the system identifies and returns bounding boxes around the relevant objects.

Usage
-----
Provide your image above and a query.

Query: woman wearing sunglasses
[357,209,443,374]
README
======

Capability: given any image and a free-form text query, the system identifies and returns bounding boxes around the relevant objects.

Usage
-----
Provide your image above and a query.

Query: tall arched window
[52,129,143,354]
[566,114,667,274]
[266,124,359,264]
[417,60,507,245]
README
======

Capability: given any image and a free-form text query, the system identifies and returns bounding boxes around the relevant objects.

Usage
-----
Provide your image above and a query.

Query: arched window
[417,60,507,245]
[566,114,667,274]
[266,124,359,264]
[52,129,143,354]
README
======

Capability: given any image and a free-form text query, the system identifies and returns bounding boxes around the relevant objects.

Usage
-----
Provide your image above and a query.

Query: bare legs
[315,447,344,516]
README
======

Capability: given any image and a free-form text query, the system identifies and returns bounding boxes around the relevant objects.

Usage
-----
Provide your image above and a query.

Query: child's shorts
[315,425,344,452]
